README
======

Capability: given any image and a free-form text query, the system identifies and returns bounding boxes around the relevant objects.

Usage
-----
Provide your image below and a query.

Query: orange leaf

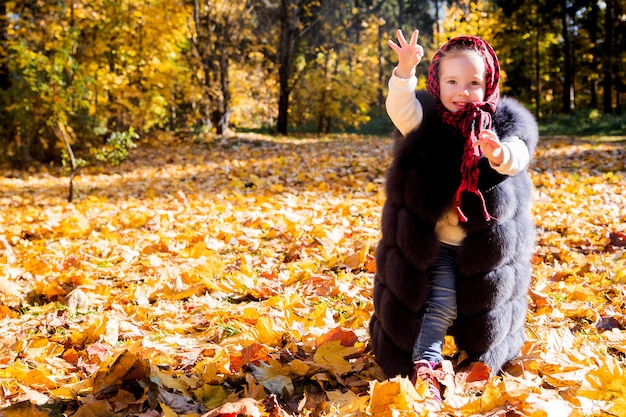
[363,254,376,273]
[229,343,270,373]
[0,305,17,319]
[315,327,358,348]
[462,362,492,384]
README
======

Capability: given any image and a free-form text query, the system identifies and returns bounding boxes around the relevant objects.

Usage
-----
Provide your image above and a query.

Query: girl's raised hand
[388,29,424,78]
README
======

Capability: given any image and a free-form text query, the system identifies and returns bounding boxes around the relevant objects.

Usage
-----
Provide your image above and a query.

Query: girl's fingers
[391,28,423,61]
[410,29,419,46]
[388,39,400,51]
[396,29,408,46]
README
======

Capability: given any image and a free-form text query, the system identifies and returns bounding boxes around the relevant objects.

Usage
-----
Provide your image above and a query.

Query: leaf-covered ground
[0,133,625,417]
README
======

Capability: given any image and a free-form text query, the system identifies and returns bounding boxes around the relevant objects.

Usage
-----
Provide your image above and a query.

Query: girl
[369,30,538,403]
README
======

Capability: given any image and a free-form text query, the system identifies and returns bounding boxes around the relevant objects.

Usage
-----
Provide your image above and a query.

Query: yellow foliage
[438,0,505,45]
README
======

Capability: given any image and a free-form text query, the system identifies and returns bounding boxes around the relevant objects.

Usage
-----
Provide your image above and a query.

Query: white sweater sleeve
[385,68,423,137]
[489,136,530,176]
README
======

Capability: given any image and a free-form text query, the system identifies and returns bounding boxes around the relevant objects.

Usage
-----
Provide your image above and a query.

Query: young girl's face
[438,51,487,112]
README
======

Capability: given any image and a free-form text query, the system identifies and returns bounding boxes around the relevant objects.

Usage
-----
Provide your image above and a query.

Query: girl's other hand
[475,130,504,165]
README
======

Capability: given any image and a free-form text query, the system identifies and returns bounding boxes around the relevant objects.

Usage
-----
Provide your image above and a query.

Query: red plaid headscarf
[427,36,500,222]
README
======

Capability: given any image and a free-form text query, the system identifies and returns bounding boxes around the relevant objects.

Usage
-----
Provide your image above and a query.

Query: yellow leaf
[365,182,378,193]
[610,395,626,417]
[578,355,626,403]
[0,362,28,381]
[313,340,361,376]
[69,315,109,345]
[192,384,228,409]
[290,359,310,376]
[448,378,508,415]
[242,307,260,321]
[159,402,179,417]
[367,376,427,417]
[338,394,370,416]
[255,315,282,345]
[193,349,230,382]
[32,279,67,301]
[150,363,189,391]
[22,369,57,390]
[50,379,92,400]
[0,363,56,390]
[326,389,359,409]
[543,367,589,388]
[183,240,213,258]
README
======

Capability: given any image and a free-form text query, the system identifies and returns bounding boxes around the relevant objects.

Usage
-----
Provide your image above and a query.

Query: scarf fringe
[456,189,497,223]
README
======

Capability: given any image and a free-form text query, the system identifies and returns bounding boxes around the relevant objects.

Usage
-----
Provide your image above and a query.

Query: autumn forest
[1,0,626,416]
[0,0,625,168]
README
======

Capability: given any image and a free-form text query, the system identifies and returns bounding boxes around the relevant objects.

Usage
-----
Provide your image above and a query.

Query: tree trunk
[190,0,234,134]
[534,0,541,118]
[214,48,231,135]
[433,0,440,45]
[0,0,12,160]
[589,0,599,109]
[377,23,385,107]
[590,79,598,109]
[0,0,9,91]
[560,0,574,113]
[277,0,293,135]
[602,0,615,114]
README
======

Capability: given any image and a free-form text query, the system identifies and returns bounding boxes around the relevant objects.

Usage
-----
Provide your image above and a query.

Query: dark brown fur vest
[370,91,538,377]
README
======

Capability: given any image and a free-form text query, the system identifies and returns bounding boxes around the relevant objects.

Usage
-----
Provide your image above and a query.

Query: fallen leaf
[72,395,112,417]
[315,327,358,348]
[201,397,262,417]
[367,376,428,417]
[0,401,51,417]
[249,361,294,396]
[313,340,361,377]
[92,350,148,397]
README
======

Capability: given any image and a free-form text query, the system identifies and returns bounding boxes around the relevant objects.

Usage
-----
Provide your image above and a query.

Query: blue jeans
[412,243,458,364]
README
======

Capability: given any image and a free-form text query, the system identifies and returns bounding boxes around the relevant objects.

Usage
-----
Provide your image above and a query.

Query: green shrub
[539,110,626,137]
[95,128,139,166]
